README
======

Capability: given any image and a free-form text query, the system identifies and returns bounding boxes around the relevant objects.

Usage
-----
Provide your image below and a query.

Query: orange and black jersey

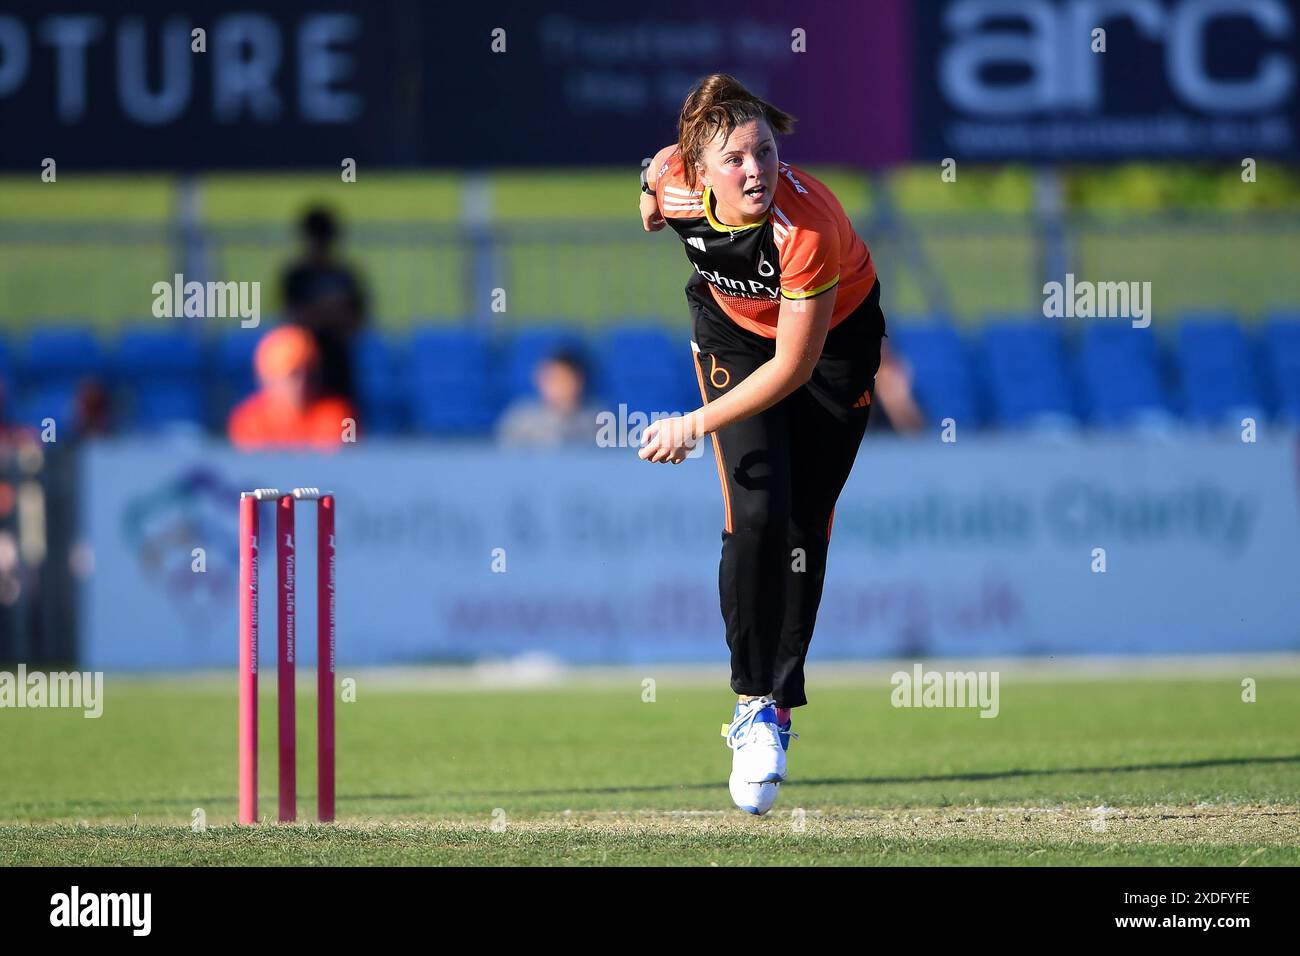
[650,147,877,339]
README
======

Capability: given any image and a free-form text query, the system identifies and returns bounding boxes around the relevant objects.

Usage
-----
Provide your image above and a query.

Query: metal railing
[3,212,1299,330]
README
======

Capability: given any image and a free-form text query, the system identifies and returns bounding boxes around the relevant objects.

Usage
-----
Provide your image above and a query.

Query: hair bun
[676,74,797,190]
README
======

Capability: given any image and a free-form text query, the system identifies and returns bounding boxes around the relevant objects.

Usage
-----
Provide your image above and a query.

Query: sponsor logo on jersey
[691,261,779,300]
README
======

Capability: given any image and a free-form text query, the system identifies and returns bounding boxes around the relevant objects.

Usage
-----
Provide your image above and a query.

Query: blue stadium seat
[115,326,203,377]
[980,320,1076,428]
[12,384,80,431]
[354,331,410,435]
[410,327,491,379]
[1174,315,1263,424]
[889,322,981,428]
[1262,312,1300,423]
[131,385,207,430]
[1077,324,1171,427]
[213,328,267,407]
[0,337,14,413]
[13,327,107,433]
[408,327,498,435]
[115,327,207,429]
[23,327,105,385]
[596,324,695,415]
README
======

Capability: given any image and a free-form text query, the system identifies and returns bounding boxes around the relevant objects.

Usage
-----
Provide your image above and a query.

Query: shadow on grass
[9,754,1299,815]
[450,753,1300,798]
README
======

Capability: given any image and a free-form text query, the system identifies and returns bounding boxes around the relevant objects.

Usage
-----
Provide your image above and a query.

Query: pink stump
[277,495,296,822]
[238,495,259,825]
[318,495,336,822]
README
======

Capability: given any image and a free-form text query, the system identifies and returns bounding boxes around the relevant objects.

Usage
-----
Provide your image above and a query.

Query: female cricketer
[637,74,886,814]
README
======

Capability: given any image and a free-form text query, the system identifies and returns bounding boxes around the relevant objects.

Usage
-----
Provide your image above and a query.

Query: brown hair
[677,74,796,190]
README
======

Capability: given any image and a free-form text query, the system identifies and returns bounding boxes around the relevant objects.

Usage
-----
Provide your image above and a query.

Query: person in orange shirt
[227,325,357,450]
[637,74,888,816]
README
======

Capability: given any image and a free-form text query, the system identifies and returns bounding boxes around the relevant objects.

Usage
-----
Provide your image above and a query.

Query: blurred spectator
[228,325,357,450]
[282,207,367,405]
[496,350,604,447]
[73,379,113,437]
[870,340,925,434]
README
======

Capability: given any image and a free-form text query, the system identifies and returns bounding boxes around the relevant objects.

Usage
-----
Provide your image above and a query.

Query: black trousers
[688,275,886,708]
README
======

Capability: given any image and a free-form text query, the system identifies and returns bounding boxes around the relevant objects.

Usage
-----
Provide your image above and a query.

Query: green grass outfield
[1,661,1297,866]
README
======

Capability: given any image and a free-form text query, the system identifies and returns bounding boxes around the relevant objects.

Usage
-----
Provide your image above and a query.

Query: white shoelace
[723,699,781,751]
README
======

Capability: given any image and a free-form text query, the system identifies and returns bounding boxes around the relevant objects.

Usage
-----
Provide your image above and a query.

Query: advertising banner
[79,434,1300,669]
[913,0,1300,160]
[0,0,910,169]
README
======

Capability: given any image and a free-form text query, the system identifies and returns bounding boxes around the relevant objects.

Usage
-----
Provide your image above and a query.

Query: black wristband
[640,158,655,196]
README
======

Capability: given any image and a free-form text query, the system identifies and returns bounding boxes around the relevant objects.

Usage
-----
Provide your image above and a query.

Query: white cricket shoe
[721,696,787,815]
[728,773,780,816]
